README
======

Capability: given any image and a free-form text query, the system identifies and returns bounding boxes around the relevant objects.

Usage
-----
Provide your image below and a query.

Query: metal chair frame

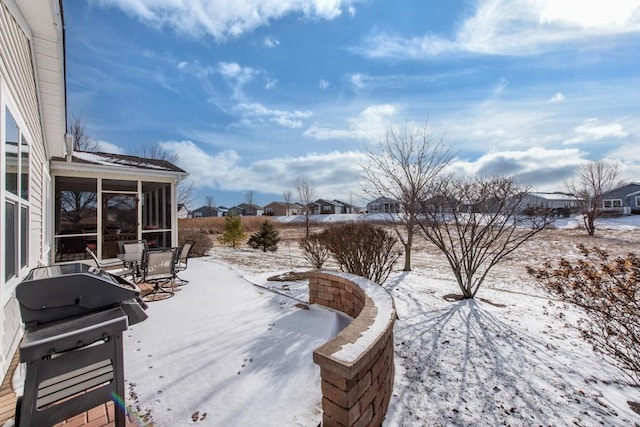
[141,248,178,301]
[85,248,132,279]
[173,240,195,286]
[118,240,148,278]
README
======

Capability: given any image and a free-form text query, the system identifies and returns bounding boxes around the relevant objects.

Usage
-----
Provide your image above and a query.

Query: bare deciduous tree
[565,159,621,237]
[245,190,255,215]
[205,196,215,216]
[133,144,194,208]
[295,179,317,238]
[69,115,98,152]
[283,190,293,216]
[417,175,555,299]
[176,180,195,208]
[528,245,640,385]
[362,122,454,271]
[134,145,179,164]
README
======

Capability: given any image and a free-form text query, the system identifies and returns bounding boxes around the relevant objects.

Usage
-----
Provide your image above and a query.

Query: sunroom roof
[51,151,186,174]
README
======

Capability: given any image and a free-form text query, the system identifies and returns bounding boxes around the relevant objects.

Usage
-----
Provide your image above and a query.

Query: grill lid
[16,263,143,328]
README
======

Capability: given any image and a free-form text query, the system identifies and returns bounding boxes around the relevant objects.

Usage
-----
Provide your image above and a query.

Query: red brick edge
[306,271,396,427]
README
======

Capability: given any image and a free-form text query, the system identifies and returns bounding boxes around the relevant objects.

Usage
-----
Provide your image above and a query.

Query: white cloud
[175,59,215,78]
[158,139,366,199]
[97,0,357,41]
[217,62,258,81]
[547,92,565,103]
[494,77,509,94]
[448,147,587,190]
[159,140,241,184]
[353,0,640,58]
[234,102,313,128]
[606,140,640,179]
[350,73,366,89]
[263,36,280,48]
[565,118,629,144]
[535,0,640,28]
[93,139,125,154]
[216,61,259,100]
[437,103,558,151]
[305,104,397,141]
[319,79,330,90]
[607,140,640,162]
[265,78,278,90]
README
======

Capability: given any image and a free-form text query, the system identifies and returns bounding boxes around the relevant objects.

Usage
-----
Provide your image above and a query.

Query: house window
[3,107,30,281]
[603,199,622,209]
[322,205,332,212]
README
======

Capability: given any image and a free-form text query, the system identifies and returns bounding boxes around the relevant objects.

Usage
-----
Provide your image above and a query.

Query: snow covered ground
[124,260,351,426]
[127,214,640,426]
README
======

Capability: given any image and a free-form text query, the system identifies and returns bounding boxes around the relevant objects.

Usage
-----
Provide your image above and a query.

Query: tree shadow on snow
[388,299,626,426]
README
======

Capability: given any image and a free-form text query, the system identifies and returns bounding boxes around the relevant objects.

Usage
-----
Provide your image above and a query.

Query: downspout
[65,132,73,162]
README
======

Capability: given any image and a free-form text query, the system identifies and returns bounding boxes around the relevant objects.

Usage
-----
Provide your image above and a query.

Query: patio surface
[124,257,349,426]
[1,257,348,426]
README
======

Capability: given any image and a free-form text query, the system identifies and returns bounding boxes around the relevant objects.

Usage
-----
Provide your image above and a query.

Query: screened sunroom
[50,151,187,263]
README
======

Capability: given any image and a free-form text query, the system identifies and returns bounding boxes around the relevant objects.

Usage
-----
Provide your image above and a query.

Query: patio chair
[85,247,133,278]
[120,240,148,277]
[173,240,195,286]
[119,239,148,255]
[141,247,178,301]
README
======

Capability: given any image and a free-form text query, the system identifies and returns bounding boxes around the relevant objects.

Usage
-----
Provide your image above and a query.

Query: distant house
[601,183,640,214]
[192,205,225,218]
[333,200,358,214]
[227,206,242,216]
[177,204,190,219]
[310,199,347,215]
[520,192,581,213]
[263,201,304,216]
[229,203,263,216]
[367,197,401,214]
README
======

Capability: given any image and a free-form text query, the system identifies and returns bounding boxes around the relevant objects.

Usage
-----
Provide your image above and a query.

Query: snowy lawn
[127,214,640,426]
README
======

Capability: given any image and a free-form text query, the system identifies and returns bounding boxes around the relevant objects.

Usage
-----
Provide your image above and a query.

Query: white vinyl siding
[0,2,50,379]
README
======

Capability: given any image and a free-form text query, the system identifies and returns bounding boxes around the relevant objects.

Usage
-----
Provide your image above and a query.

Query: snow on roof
[316,199,344,206]
[68,151,186,173]
[528,192,581,201]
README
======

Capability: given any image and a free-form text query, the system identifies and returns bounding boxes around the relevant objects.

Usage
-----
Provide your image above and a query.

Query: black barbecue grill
[14,263,148,427]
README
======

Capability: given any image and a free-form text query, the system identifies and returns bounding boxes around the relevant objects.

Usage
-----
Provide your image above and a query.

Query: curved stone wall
[306,271,396,427]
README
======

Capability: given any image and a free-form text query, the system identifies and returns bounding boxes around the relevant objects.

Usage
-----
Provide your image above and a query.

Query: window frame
[2,94,32,296]
[603,199,622,209]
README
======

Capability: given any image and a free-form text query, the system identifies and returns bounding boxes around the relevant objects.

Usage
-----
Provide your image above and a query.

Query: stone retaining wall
[306,271,396,427]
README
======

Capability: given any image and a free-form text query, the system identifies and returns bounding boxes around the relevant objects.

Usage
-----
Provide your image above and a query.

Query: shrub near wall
[306,271,396,427]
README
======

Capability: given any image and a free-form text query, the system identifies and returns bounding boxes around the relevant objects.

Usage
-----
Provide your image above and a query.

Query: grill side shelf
[19,308,128,362]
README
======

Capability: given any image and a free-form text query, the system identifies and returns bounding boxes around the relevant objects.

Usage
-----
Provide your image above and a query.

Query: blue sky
[65,0,640,208]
